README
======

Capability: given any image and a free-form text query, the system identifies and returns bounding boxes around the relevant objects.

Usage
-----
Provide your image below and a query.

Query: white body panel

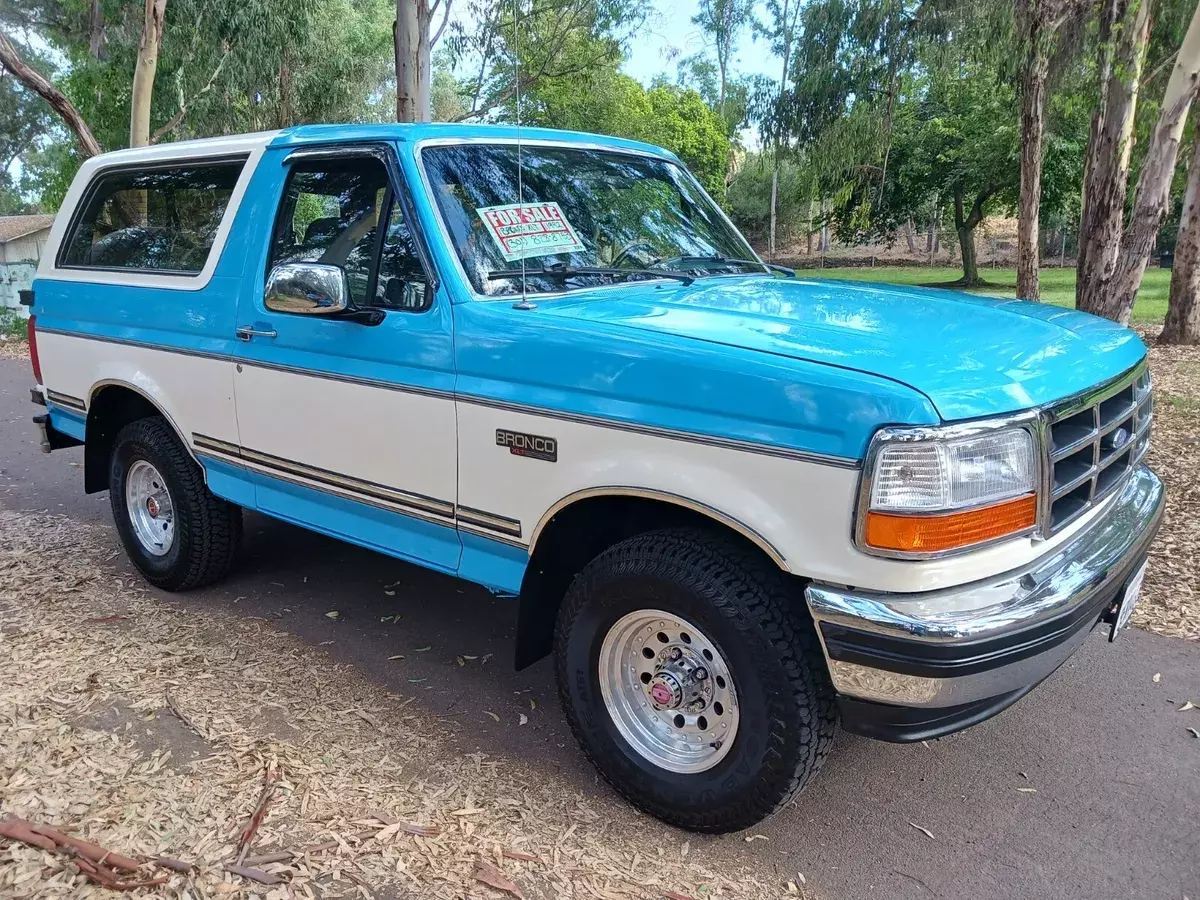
[232,364,457,512]
[35,326,1111,595]
[456,398,1111,594]
[36,132,277,292]
[35,332,237,451]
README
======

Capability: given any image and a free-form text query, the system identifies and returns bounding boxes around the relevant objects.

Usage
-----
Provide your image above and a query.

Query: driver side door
[229,144,460,571]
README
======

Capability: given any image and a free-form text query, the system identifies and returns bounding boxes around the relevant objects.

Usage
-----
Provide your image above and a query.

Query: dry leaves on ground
[1135,328,1200,642]
[0,510,779,899]
[0,337,29,361]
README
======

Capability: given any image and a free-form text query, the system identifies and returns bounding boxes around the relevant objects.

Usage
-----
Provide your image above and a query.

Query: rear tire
[109,417,241,591]
[554,528,836,833]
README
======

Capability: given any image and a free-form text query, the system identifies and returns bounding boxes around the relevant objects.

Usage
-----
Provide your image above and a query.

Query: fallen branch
[32,824,140,872]
[225,863,284,885]
[164,690,206,740]
[153,856,194,873]
[74,855,168,891]
[0,817,57,853]
[240,850,294,867]
[235,765,278,865]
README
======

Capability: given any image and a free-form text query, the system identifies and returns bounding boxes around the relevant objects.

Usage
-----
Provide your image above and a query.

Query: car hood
[535,276,1148,421]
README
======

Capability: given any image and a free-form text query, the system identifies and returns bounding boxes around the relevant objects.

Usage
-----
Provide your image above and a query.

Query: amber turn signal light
[864,494,1038,554]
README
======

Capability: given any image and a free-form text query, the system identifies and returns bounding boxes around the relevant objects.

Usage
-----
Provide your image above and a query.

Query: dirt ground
[1133,328,1200,641]
[0,508,794,900]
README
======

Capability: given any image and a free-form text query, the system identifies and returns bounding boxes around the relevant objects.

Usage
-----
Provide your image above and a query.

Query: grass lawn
[804,265,1169,326]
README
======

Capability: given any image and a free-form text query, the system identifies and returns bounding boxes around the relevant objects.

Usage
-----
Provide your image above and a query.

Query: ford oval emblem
[1110,427,1130,449]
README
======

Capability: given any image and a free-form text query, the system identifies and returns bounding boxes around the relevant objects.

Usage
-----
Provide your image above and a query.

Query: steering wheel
[610,240,660,270]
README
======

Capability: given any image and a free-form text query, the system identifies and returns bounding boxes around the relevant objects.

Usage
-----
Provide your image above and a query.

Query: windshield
[419,142,768,296]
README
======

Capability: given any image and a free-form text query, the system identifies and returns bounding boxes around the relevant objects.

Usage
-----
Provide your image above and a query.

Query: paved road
[3,356,1198,900]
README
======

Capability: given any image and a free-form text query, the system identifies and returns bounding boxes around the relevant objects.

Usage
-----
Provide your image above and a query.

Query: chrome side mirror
[264,262,350,315]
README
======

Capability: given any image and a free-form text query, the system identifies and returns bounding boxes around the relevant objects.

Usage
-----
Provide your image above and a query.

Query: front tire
[554,528,837,833]
[109,417,241,591]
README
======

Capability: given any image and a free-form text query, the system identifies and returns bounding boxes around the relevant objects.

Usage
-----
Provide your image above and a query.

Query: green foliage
[726,152,810,243]
[445,0,645,121]
[520,61,730,198]
[4,0,397,205]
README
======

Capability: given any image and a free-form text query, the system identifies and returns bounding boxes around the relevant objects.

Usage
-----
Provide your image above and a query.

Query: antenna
[511,0,536,310]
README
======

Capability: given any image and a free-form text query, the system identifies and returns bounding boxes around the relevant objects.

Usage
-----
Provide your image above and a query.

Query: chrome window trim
[854,357,1153,561]
[411,137,771,302]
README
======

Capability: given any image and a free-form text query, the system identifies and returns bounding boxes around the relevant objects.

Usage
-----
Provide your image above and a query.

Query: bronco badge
[496,429,558,462]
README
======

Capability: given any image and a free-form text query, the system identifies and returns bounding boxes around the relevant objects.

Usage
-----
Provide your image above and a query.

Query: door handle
[236,325,277,341]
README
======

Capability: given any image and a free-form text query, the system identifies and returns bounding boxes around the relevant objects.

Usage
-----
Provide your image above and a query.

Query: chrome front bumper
[805,466,1164,740]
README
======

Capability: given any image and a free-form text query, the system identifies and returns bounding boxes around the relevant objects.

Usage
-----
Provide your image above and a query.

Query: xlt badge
[496,429,558,462]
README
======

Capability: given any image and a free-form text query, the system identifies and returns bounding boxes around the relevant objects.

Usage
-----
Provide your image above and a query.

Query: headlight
[859,424,1039,557]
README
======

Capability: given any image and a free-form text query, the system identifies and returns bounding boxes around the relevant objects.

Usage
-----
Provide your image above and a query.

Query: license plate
[1110,560,1148,641]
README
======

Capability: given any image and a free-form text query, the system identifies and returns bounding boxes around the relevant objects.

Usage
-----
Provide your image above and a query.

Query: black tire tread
[110,417,241,591]
[554,527,837,832]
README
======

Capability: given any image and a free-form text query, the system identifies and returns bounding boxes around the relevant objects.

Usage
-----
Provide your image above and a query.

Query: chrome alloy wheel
[125,459,175,557]
[597,609,740,773]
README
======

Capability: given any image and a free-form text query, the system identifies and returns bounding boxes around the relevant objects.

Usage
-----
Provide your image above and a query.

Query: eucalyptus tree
[1164,118,1200,343]
[1077,0,1200,324]
[692,0,755,122]
[442,0,644,122]
[1014,0,1088,301]
[394,0,453,121]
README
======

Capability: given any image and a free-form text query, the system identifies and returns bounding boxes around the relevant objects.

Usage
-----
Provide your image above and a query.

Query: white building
[1,215,55,314]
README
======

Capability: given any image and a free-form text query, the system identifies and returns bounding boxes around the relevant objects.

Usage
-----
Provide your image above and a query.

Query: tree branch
[431,0,452,47]
[151,41,231,143]
[0,29,101,159]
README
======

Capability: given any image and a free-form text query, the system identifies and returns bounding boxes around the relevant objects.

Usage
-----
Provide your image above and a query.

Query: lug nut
[692,667,708,681]
[667,647,683,662]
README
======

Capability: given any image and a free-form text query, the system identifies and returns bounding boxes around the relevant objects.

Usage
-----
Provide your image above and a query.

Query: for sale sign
[478,202,585,261]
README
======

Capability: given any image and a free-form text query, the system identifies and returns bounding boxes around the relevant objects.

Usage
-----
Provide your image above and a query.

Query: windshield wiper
[667,255,795,277]
[487,265,695,286]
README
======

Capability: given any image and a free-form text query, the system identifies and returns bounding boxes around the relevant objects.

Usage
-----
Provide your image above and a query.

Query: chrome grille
[1044,365,1152,533]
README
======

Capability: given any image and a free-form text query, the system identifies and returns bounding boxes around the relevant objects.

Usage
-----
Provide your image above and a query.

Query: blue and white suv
[26,123,1163,832]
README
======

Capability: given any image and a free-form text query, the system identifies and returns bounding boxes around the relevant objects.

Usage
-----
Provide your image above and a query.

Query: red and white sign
[477,202,585,261]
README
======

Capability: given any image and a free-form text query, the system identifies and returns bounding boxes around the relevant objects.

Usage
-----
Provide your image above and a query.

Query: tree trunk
[954,185,988,286]
[130,0,167,148]
[0,30,102,158]
[806,192,814,255]
[395,0,432,122]
[1017,6,1052,301]
[718,62,726,121]
[769,167,778,261]
[1103,1,1200,323]
[1076,0,1152,315]
[1162,120,1200,344]
[88,0,104,60]
[768,0,792,268]
[905,217,917,254]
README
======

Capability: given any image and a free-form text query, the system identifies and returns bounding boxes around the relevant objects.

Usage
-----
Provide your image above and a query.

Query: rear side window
[60,160,245,274]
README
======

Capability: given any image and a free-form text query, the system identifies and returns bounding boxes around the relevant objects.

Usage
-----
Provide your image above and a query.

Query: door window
[269,155,429,312]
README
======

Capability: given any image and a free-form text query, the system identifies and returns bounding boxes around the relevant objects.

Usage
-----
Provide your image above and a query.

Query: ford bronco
[25,124,1163,833]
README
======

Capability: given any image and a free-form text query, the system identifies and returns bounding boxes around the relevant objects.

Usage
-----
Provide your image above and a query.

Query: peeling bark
[1163,120,1200,344]
[0,30,101,158]
[1076,0,1151,317]
[395,0,433,122]
[1016,1,1057,301]
[130,0,167,148]
[1105,2,1200,322]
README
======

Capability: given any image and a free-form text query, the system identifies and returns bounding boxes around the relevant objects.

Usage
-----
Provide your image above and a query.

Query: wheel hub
[125,459,175,557]
[597,610,740,774]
